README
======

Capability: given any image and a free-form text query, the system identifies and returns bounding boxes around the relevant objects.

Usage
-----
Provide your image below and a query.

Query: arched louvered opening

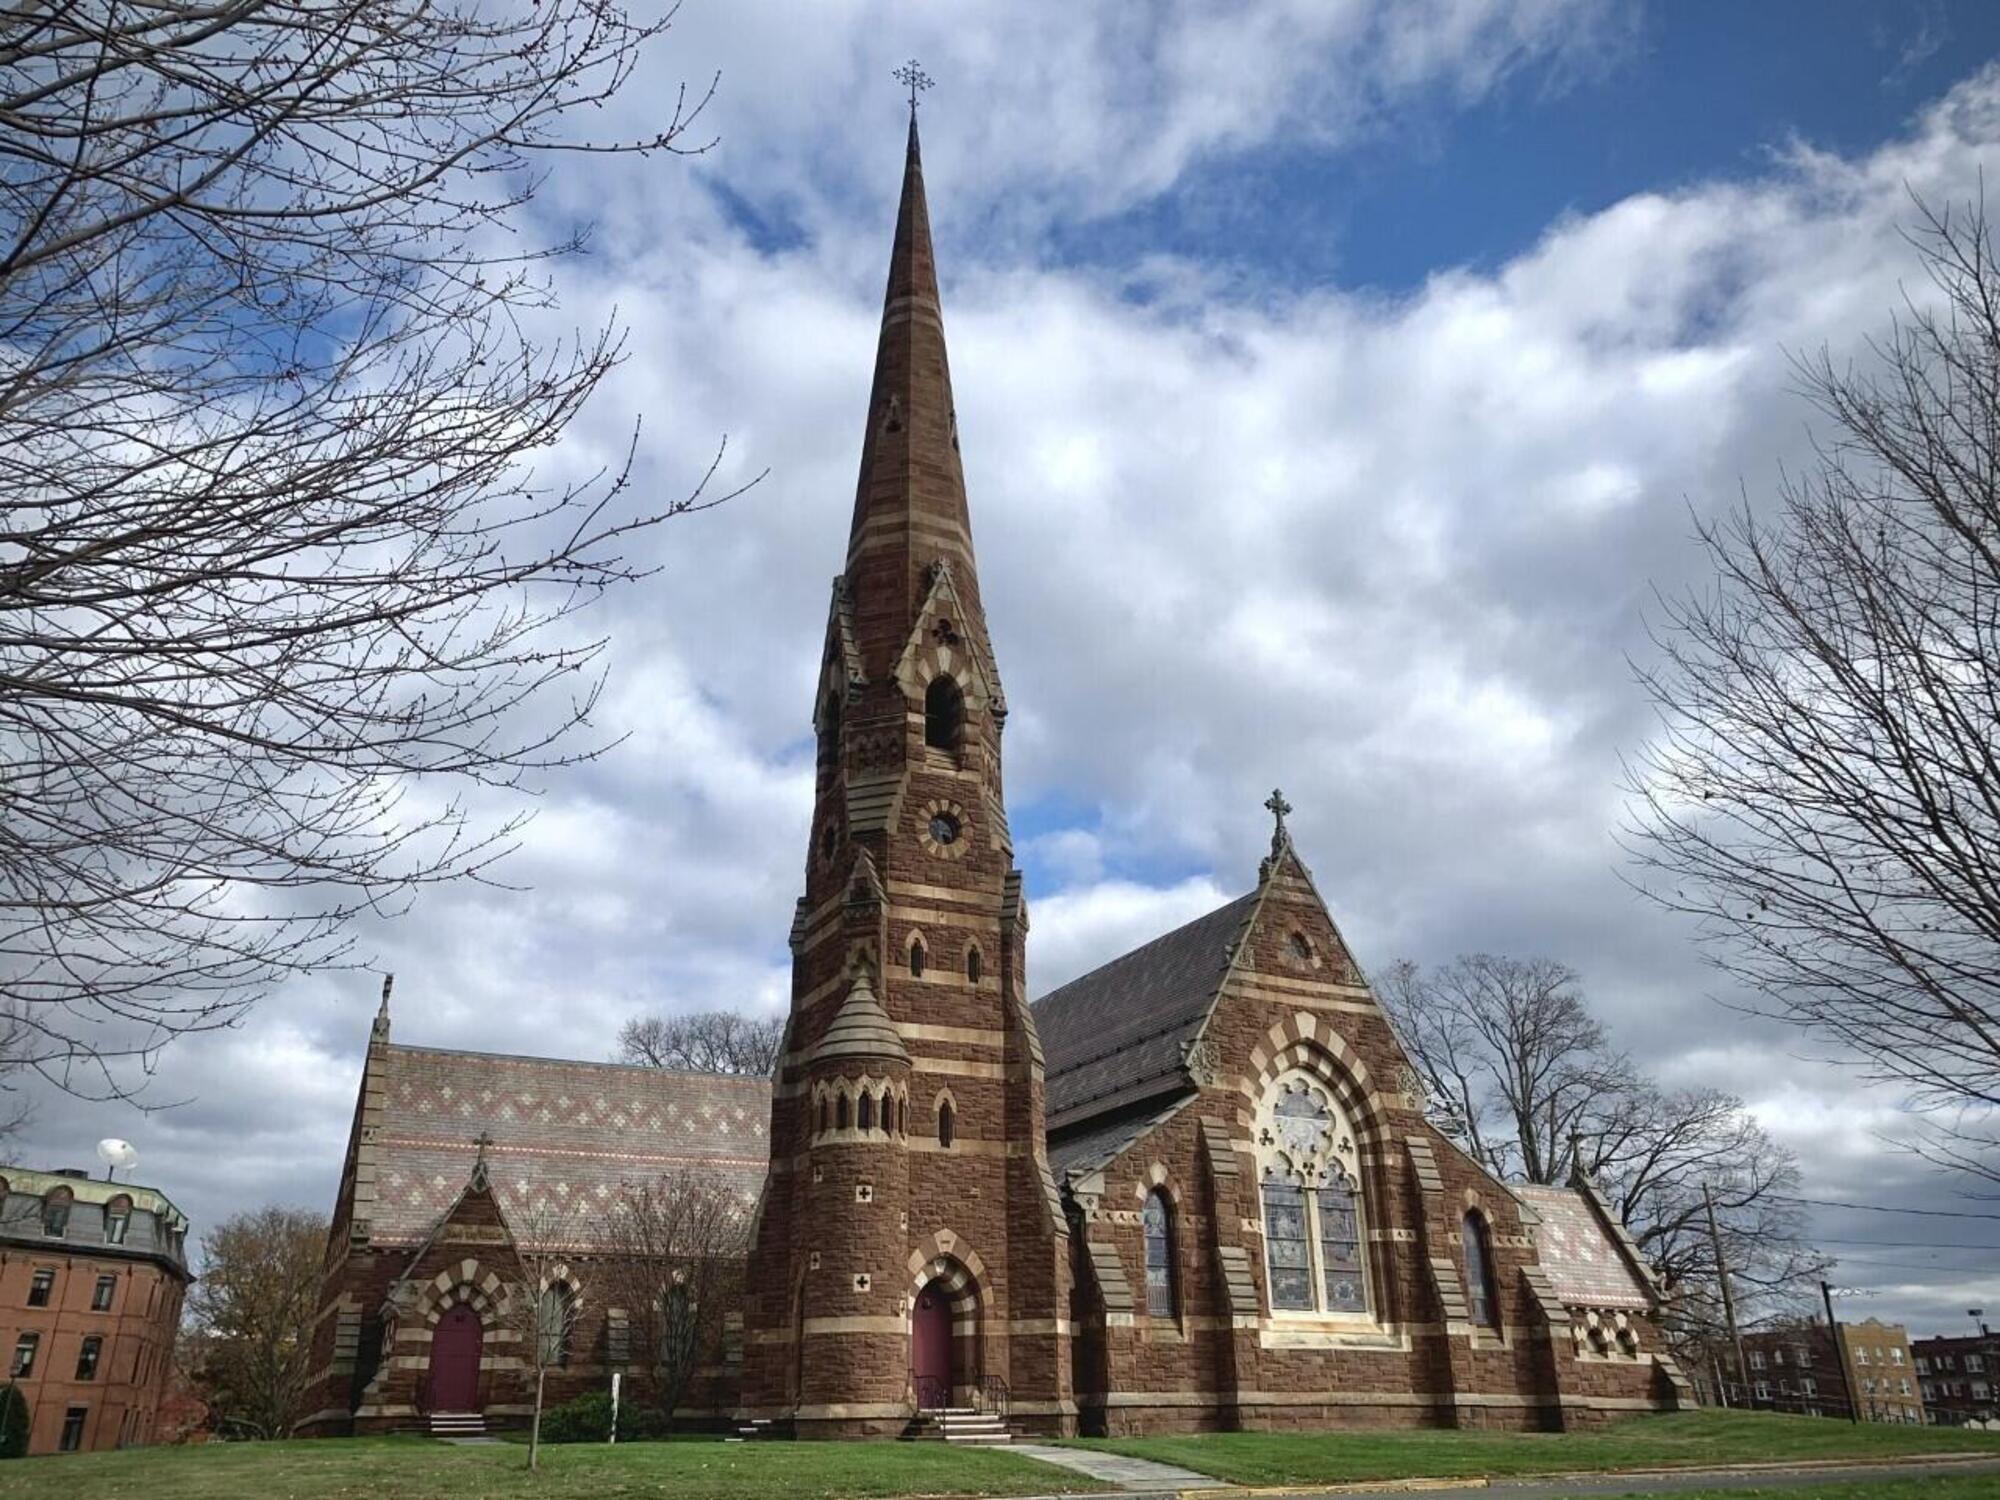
[924,675,963,755]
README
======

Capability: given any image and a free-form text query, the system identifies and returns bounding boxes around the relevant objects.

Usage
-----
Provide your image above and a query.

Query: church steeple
[844,112,981,661]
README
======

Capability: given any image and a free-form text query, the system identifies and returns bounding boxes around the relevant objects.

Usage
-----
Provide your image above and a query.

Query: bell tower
[739,107,1073,1438]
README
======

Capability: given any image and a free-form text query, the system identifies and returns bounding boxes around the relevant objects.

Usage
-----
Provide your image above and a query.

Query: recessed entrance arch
[428,1302,483,1412]
[911,1277,957,1409]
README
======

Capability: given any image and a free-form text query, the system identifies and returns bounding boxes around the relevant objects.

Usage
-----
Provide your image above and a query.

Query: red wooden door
[911,1280,953,1407]
[429,1303,483,1411]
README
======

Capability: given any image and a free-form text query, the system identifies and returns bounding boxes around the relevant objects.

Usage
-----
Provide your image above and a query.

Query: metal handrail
[913,1374,950,1411]
[976,1374,1010,1417]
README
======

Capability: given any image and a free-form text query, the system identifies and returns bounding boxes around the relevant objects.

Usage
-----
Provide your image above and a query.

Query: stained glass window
[1318,1171,1367,1313]
[1262,1175,1314,1311]
[1463,1211,1498,1326]
[1142,1190,1176,1317]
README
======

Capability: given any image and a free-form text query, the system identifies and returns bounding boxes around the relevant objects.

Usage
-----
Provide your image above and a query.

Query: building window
[1855,1346,1870,1365]
[966,947,982,985]
[909,941,925,978]
[536,1282,574,1367]
[858,1092,876,1132]
[1254,1072,1372,1318]
[1754,1380,1770,1402]
[10,1333,38,1378]
[924,675,963,754]
[59,1407,86,1452]
[1891,1347,1905,1366]
[28,1269,54,1307]
[42,1188,72,1238]
[104,1196,132,1245]
[1142,1190,1177,1318]
[937,1099,955,1149]
[1970,1355,1987,1373]
[835,1094,850,1131]
[76,1336,102,1381]
[1799,1346,1814,1368]
[1803,1378,1817,1397]
[92,1275,116,1312]
[1463,1211,1499,1327]
[1750,1350,1766,1370]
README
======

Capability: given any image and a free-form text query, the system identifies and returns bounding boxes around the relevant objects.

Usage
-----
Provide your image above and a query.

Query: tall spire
[845,109,978,656]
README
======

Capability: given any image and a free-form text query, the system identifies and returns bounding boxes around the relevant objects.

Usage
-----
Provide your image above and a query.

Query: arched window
[816,1096,829,1135]
[1254,1073,1371,1317]
[1142,1190,1177,1317]
[835,1094,850,1131]
[924,675,963,754]
[883,1096,897,1135]
[937,1099,955,1149]
[965,946,982,985]
[537,1281,574,1367]
[1463,1211,1499,1327]
[104,1195,133,1245]
[41,1187,72,1239]
[858,1091,876,1132]
[909,941,925,978]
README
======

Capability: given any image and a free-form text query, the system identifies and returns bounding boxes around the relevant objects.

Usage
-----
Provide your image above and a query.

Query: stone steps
[428,1411,487,1440]
[932,1408,1011,1445]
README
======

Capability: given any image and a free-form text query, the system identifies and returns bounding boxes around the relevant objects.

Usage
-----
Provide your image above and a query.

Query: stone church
[302,117,1689,1439]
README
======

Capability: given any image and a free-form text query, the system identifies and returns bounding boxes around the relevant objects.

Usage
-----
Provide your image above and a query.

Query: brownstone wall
[1059,849,1676,1434]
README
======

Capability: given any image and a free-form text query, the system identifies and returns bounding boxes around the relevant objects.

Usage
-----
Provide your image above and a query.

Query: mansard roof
[366,1042,769,1247]
[1033,891,1258,1127]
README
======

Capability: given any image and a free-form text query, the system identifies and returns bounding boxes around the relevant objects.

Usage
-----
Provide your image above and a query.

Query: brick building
[1914,1326,1997,1426]
[1737,1322,1847,1418]
[1835,1318,1923,1424]
[0,1166,189,1454]
[303,115,1688,1439]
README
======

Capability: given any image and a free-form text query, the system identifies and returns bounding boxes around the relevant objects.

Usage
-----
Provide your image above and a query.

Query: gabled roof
[366,1043,769,1247]
[1511,1183,1654,1310]
[1033,892,1257,1126]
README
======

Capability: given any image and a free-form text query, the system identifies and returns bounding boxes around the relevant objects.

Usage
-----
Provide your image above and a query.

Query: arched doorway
[429,1302,483,1412]
[910,1277,957,1409]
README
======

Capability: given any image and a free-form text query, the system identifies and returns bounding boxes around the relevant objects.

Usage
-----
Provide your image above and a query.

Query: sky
[16,0,2000,1339]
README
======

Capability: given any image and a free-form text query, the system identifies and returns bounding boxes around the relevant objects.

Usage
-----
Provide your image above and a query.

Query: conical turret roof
[810,967,909,1067]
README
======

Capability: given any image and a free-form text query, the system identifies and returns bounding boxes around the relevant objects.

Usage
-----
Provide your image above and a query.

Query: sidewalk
[1007,1448,2000,1498]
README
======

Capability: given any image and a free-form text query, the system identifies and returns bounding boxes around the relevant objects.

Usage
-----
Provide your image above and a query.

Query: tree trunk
[529,1366,545,1471]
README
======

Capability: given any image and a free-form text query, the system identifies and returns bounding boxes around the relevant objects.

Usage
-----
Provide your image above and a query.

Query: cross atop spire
[893,58,933,118]
[371,973,393,1042]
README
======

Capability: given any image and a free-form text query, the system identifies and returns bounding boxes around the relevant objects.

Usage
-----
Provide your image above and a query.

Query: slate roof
[368,1043,771,1246]
[1046,1096,1195,1181]
[1512,1184,1653,1310]
[1033,892,1257,1126]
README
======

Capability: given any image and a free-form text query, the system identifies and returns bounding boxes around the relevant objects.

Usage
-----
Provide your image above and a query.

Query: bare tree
[0,3,753,1095]
[1378,955,1635,1182]
[598,1168,751,1428]
[1381,954,1824,1335]
[1580,1083,1828,1311]
[1626,200,2000,1188]
[496,1203,588,1472]
[186,1205,326,1439]
[617,1011,784,1076]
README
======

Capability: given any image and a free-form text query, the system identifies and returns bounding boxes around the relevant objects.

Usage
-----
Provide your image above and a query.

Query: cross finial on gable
[1259,788,1294,882]
[473,1130,495,1162]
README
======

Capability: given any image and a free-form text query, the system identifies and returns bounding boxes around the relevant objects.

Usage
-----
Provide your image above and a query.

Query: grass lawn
[0,1436,1112,1500]
[1063,1409,2000,1485]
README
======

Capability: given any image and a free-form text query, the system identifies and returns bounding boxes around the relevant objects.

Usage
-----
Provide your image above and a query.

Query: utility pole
[1821,1279,1860,1424]
[1703,1181,1750,1408]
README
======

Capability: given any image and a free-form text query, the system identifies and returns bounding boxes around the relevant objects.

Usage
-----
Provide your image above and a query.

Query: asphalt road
[1308,1455,2000,1498]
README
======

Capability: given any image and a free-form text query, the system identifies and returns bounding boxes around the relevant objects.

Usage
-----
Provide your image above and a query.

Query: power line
[1774,1194,2000,1221]
[1818,1236,2000,1250]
